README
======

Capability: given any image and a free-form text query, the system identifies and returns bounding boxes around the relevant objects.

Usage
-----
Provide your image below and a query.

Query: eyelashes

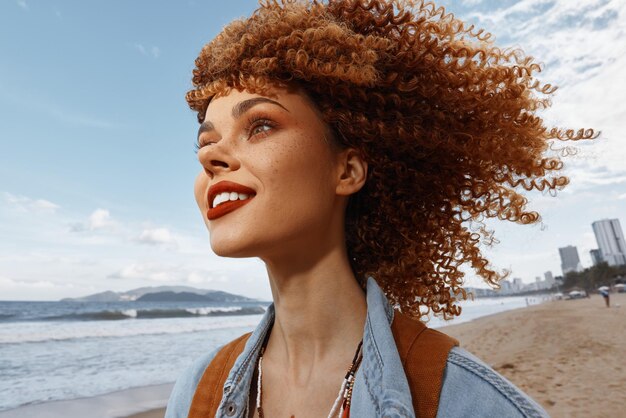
[247,116,276,138]
[194,113,277,154]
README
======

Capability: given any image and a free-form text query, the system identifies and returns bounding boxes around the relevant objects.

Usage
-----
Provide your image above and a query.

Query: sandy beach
[125,410,165,418]
[125,294,624,418]
[443,293,625,418]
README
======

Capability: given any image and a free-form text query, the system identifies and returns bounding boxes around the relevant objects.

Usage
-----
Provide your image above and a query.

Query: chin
[209,236,259,258]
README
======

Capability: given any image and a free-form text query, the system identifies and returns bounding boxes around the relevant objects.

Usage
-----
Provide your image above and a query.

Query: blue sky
[1,0,625,300]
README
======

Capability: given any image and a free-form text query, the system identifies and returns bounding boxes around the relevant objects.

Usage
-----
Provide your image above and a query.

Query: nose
[197,140,241,178]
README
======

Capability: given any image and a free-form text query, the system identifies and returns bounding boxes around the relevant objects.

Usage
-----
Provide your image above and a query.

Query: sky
[1,0,625,301]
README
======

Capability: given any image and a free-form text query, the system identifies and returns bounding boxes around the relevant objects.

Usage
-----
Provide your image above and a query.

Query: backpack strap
[189,313,458,418]
[188,332,252,418]
[391,311,459,418]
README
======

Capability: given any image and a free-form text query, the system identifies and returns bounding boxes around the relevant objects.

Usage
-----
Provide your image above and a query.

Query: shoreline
[433,294,552,329]
[4,294,621,418]
[0,383,173,418]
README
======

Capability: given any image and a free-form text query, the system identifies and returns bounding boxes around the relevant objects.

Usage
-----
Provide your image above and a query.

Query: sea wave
[0,314,265,344]
[39,306,265,322]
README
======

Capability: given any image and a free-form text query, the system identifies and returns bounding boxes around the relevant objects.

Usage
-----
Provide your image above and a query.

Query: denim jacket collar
[216,277,415,418]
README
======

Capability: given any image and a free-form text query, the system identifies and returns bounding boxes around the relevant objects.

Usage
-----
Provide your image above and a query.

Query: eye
[247,116,276,140]
[250,123,272,137]
[194,138,215,154]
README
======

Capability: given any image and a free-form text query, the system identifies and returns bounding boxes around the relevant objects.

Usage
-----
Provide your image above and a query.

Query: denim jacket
[165,277,549,417]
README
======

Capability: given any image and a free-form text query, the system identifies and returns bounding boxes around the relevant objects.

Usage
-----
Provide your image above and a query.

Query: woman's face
[194,86,346,259]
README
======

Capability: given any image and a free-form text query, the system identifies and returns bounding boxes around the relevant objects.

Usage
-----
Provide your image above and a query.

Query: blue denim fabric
[165,277,549,418]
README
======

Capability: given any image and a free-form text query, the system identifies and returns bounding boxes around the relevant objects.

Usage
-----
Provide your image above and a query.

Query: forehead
[203,84,319,120]
[205,89,275,114]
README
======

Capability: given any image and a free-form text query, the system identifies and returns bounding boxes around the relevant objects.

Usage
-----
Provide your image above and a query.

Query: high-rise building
[559,245,582,275]
[544,271,555,287]
[500,279,512,294]
[512,277,524,292]
[592,218,626,267]
[534,276,542,290]
[590,249,603,266]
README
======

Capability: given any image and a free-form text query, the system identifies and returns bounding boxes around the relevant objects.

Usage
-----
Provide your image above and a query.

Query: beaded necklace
[255,338,364,418]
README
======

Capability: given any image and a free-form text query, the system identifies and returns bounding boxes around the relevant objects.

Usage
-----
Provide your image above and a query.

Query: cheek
[194,172,209,210]
[262,135,335,209]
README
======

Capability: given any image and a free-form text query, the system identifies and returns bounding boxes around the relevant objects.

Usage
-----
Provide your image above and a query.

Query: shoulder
[437,347,550,418]
[164,333,251,418]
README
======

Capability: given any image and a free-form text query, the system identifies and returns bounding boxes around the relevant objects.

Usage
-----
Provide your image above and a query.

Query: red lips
[206,180,256,220]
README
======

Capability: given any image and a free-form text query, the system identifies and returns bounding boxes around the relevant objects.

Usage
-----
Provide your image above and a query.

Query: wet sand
[0,384,173,418]
[124,409,165,418]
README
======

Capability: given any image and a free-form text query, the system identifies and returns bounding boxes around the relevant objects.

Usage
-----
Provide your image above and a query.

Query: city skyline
[2,0,626,300]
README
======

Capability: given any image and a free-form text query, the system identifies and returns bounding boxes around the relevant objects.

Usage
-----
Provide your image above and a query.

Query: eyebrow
[197,97,290,141]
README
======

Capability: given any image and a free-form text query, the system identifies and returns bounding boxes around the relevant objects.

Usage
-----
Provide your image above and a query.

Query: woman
[166,1,596,417]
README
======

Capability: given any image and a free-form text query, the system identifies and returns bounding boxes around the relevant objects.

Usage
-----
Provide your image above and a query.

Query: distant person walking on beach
[600,288,610,307]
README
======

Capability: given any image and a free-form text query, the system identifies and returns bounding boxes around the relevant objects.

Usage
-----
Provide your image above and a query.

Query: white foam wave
[0,315,263,344]
[121,309,137,318]
[184,306,244,315]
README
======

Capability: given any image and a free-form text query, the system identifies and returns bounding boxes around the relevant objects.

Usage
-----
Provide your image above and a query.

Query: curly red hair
[186,0,598,319]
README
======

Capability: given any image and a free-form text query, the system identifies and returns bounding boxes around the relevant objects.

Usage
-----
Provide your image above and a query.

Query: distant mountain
[137,291,208,302]
[61,286,255,302]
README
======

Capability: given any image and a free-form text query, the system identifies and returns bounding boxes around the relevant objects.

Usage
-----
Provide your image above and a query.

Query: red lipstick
[207,180,256,220]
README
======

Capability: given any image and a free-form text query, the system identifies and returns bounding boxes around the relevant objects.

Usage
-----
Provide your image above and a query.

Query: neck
[261,243,367,382]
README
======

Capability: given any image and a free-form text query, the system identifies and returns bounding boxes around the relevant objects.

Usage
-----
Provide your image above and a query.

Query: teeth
[212,191,252,208]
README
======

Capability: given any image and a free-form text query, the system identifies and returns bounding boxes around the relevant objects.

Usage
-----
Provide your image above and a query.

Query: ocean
[0,296,546,412]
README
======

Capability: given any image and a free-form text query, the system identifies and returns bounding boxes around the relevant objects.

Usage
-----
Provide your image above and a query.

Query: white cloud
[3,192,60,212]
[561,165,626,193]
[133,43,147,55]
[0,253,97,265]
[132,43,161,58]
[0,277,72,290]
[89,209,112,229]
[187,271,212,284]
[107,262,228,285]
[0,276,88,300]
[108,262,173,282]
[69,208,116,232]
[136,227,176,245]
[17,0,27,10]
[461,0,626,197]
[461,0,485,6]
[186,270,231,284]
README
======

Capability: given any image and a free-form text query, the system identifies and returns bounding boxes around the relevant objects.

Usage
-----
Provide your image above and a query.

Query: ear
[335,148,368,196]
